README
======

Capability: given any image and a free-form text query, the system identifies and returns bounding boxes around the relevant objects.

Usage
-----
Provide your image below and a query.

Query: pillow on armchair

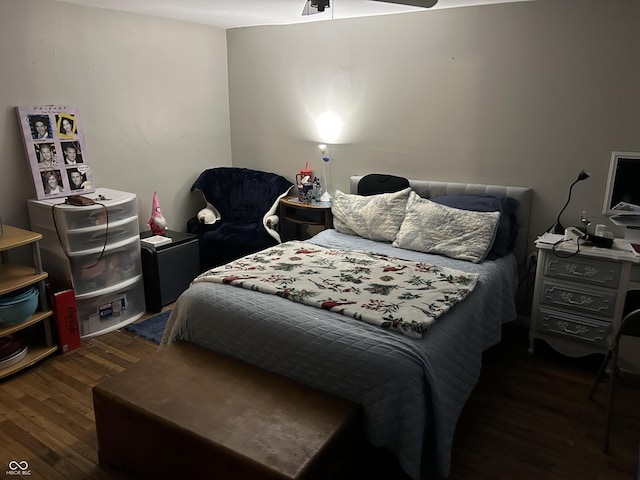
[188,167,293,271]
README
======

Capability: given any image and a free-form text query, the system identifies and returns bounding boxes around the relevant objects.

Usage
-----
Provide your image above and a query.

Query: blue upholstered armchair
[187,167,293,271]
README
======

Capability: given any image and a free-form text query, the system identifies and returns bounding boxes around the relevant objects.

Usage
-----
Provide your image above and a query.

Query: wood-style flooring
[450,325,639,480]
[0,321,638,479]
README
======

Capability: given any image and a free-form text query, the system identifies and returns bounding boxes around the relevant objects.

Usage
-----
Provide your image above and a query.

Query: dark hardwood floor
[450,324,639,480]
[0,321,638,479]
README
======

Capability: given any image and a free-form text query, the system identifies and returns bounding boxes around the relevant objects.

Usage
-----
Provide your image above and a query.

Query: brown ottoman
[93,341,360,479]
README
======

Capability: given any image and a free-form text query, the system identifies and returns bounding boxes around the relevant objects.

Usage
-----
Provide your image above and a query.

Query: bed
[160,175,532,480]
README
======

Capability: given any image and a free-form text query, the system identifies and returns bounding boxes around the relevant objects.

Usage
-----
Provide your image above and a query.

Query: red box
[52,289,81,353]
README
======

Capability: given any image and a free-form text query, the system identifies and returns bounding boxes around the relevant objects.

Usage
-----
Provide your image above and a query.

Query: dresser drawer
[540,279,617,319]
[544,255,621,289]
[38,215,139,254]
[537,307,611,346]
[28,188,137,231]
[42,236,142,295]
[76,275,145,338]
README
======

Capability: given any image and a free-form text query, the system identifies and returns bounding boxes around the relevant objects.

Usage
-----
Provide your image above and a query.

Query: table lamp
[547,169,590,234]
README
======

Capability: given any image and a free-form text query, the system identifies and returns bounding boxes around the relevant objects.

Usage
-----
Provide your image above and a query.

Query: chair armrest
[263,214,282,243]
[197,202,221,225]
[263,188,292,244]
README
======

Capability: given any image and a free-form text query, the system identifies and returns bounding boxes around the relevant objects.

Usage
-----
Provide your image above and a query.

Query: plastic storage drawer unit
[27,187,145,337]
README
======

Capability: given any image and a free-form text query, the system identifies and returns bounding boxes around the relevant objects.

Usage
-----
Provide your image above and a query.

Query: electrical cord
[517,254,537,316]
[551,234,586,259]
[517,255,535,289]
[51,201,109,269]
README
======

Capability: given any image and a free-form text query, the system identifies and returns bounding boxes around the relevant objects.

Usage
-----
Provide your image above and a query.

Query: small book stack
[141,235,172,247]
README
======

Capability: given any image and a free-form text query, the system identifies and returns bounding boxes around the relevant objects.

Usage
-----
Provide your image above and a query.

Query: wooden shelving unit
[0,225,56,380]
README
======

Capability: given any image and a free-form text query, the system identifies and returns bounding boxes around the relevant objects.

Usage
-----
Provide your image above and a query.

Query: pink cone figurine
[148,191,167,235]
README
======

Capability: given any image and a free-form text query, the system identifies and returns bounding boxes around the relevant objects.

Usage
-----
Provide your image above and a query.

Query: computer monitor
[602,151,640,216]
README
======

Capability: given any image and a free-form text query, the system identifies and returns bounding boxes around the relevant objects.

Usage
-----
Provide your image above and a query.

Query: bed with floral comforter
[161,176,531,480]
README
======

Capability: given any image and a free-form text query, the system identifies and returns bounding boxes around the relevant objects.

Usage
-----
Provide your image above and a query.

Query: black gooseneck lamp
[547,169,590,234]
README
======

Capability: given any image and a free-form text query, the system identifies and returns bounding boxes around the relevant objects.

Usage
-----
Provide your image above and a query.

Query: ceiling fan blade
[369,0,438,7]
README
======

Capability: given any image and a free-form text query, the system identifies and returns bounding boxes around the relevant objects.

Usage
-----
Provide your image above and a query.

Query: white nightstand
[529,238,640,357]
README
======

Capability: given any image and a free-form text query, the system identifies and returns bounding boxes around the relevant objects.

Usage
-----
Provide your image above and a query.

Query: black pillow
[431,194,519,260]
[357,174,410,196]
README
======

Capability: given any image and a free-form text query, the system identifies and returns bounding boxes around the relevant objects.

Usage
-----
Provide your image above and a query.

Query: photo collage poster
[16,105,96,200]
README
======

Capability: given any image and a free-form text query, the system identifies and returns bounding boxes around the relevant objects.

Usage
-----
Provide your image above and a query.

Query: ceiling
[47,0,534,29]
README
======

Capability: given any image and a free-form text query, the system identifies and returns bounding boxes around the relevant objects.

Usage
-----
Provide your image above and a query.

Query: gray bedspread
[161,229,518,479]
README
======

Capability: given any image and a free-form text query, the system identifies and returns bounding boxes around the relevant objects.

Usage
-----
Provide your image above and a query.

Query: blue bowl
[0,286,37,305]
[0,287,39,326]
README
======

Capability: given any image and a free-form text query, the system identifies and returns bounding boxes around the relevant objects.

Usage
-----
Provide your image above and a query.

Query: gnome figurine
[148,191,167,235]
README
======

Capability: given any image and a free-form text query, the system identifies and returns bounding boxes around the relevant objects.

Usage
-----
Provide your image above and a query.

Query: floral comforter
[193,240,479,338]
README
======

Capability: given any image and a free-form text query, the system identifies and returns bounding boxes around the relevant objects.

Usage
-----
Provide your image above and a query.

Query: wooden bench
[92,341,360,479]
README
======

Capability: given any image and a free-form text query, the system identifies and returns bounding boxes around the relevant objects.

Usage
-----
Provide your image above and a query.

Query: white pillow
[331,188,411,242]
[393,191,500,263]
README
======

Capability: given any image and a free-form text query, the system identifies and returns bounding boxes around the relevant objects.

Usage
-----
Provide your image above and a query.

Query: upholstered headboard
[350,176,532,267]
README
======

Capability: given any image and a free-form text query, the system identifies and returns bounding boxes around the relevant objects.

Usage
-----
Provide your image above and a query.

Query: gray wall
[228,0,640,251]
[2,0,639,263]
[0,0,231,237]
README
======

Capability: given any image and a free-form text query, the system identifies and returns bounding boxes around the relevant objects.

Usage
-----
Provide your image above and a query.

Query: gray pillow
[331,188,411,242]
[393,191,500,263]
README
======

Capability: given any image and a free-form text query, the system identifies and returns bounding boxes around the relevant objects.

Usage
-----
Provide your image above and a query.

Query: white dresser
[27,188,145,338]
[529,239,640,357]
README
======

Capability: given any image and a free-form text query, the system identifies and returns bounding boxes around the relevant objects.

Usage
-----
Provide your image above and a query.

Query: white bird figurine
[148,191,167,235]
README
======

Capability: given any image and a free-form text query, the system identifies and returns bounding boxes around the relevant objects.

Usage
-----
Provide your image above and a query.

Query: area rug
[125,310,171,345]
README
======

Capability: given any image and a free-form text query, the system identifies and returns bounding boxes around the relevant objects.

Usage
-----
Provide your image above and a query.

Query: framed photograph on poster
[16,105,95,200]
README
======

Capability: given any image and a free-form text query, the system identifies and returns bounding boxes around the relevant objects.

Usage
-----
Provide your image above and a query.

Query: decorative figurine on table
[148,191,167,235]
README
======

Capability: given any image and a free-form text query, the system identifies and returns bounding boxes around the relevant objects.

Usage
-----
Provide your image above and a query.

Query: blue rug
[125,310,171,344]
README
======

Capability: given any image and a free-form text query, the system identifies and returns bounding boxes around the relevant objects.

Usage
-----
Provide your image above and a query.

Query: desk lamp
[318,144,332,202]
[548,169,590,234]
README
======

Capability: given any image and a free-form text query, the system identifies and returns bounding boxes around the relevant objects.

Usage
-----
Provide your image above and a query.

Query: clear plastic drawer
[38,215,139,254]
[76,275,145,337]
[70,237,142,295]
[41,236,142,296]
[28,188,137,231]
